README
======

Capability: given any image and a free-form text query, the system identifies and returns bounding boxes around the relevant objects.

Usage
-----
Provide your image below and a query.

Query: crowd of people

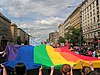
[50,42,100,59]
[0,62,100,75]
[68,45,100,58]
[0,41,100,75]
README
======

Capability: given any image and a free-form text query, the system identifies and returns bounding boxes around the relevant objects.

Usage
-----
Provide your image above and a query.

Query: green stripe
[34,44,54,68]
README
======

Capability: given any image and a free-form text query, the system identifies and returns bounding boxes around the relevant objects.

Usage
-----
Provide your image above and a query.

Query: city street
[0,0,100,75]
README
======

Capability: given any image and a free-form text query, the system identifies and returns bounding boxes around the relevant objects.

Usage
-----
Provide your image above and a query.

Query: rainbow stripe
[34,44,100,69]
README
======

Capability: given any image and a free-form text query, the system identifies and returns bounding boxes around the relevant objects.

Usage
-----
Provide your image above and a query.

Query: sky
[0,0,83,42]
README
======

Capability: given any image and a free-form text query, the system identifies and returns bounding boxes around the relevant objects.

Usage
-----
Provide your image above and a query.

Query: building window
[87,7,89,12]
[91,26,92,29]
[94,17,95,22]
[98,32,100,37]
[97,15,99,22]
[88,27,90,30]
[94,32,96,36]
[90,5,91,10]
[90,12,92,17]
[97,7,99,10]
[93,9,95,15]
[88,14,89,18]
[97,10,99,15]
[90,18,92,24]
[96,0,99,6]
[98,23,100,27]
[93,2,95,8]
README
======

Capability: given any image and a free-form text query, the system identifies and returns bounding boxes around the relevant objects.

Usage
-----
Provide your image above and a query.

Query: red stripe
[54,46,100,62]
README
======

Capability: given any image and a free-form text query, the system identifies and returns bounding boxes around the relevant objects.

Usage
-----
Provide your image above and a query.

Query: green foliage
[65,26,85,46]
[17,36,21,45]
[93,35,98,47]
[94,35,98,41]
[58,37,66,44]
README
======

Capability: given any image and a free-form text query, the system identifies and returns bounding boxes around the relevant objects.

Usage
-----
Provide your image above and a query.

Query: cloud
[0,0,76,17]
[0,0,83,41]
[19,17,64,29]
[35,17,64,26]
[19,17,64,41]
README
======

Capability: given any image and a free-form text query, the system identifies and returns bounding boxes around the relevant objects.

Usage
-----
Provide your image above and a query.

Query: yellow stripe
[74,60,100,69]
[46,45,75,66]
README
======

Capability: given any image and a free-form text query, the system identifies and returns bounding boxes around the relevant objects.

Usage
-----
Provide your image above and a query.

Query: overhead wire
[14,0,23,24]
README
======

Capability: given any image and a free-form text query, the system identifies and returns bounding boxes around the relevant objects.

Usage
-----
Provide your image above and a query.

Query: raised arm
[39,66,43,75]
[70,66,73,75]
[50,66,54,75]
[89,62,94,71]
[0,64,7,75]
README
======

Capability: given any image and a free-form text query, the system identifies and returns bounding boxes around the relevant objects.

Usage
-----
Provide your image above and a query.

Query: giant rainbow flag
[34,44,100,69]
[3,44,100,70]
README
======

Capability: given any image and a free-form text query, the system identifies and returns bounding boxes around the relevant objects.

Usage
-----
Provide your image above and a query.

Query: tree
[17,36,21,45]
[65,26,85,46]
[58,37,66,45]
[93,35,98,48]
[71,27,80,45]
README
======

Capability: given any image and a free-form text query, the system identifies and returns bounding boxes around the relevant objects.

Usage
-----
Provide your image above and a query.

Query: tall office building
[81,0,100,41]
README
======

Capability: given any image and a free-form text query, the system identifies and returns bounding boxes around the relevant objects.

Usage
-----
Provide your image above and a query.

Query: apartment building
[17,28,26,43]
[63,17,71,34]
[63,4,81,35]
[17,28,30,44]
[82,0,100,40]
[70,4,81,29]
[10,23,17,42]
[0,13,12,46]
[58,24,64,38]
[49,31,59,44]
[25,33,30,42]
